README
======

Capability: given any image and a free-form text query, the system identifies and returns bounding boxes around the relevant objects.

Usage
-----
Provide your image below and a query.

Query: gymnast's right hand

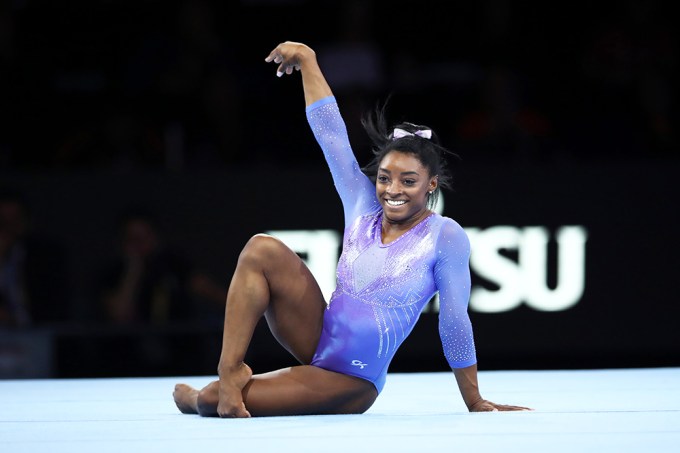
[265,41,315,77]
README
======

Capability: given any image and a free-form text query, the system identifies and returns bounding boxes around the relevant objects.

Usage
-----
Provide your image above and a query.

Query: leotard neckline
[376,210,436,248]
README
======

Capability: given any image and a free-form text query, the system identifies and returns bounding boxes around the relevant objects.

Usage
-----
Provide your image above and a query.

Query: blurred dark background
[0,0,678,379]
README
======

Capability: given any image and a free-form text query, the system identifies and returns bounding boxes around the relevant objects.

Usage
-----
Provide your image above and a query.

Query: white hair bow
[392,127,432,140]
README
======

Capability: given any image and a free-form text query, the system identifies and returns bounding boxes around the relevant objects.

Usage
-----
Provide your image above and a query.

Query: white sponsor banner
[268,196,588,313]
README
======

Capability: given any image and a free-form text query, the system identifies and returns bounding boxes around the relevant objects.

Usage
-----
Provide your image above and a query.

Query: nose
[385,181,401,195]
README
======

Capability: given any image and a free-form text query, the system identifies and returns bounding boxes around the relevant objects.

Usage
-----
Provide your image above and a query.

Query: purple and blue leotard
[307,96,477,393]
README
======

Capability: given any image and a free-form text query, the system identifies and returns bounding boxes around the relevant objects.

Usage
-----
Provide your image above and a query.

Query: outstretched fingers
[492,403,534,412]
[470,399,533,412]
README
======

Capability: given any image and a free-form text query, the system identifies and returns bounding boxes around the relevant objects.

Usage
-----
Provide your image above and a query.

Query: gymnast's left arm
[434,220,533,412]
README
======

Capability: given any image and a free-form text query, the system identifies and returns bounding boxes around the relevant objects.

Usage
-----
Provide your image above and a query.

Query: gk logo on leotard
[351,360,368,369]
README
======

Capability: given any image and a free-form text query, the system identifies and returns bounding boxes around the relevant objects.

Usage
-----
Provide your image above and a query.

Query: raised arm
[265,42,379,223]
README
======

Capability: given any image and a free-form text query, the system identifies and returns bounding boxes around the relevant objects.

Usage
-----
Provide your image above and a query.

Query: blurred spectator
[93,205,224,326]
[456,65,553,162]
[0,187,71,327]
[79,204,227,376]
[577,0,677,159]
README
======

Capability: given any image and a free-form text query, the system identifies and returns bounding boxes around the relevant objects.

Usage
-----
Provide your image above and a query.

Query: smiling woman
[375,152,437,243]
[172,41,531,417]
[360,112,457,217]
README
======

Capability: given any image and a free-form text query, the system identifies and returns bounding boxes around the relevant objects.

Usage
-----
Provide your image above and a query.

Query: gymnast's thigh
[247,234,327,363]
[243,365,378,417]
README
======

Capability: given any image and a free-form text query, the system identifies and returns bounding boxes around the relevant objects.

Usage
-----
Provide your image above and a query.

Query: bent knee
[238,234,289,265]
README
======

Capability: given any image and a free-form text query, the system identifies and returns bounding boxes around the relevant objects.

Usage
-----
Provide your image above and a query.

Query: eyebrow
[378,167,420,176]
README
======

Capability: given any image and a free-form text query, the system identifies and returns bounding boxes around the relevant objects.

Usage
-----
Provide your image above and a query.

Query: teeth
[386,199,406,206]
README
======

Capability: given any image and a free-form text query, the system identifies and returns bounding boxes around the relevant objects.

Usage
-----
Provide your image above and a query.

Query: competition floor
[1,367,679,452]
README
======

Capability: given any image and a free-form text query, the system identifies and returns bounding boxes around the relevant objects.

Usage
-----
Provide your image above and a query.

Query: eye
[403,179,416,186]
[377,175,389,183]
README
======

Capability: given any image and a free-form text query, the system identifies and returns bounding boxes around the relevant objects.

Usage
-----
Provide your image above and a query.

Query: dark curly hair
[360,99,459,209]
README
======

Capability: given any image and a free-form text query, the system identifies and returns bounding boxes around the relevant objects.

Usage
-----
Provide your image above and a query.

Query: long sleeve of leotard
[434,218,478,369]
[306,96,380,226]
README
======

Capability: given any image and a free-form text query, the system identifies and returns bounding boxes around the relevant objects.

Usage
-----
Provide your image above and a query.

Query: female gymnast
[172,41,531,417]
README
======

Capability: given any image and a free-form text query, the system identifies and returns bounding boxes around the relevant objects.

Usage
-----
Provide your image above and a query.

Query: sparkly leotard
[307,96,477,393]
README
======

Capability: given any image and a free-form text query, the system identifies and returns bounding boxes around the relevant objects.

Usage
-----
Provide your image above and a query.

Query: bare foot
[173,383,199,414]
[217,363,253,418]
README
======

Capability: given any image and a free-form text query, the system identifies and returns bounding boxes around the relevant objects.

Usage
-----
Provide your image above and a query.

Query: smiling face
[376,151,438,225]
